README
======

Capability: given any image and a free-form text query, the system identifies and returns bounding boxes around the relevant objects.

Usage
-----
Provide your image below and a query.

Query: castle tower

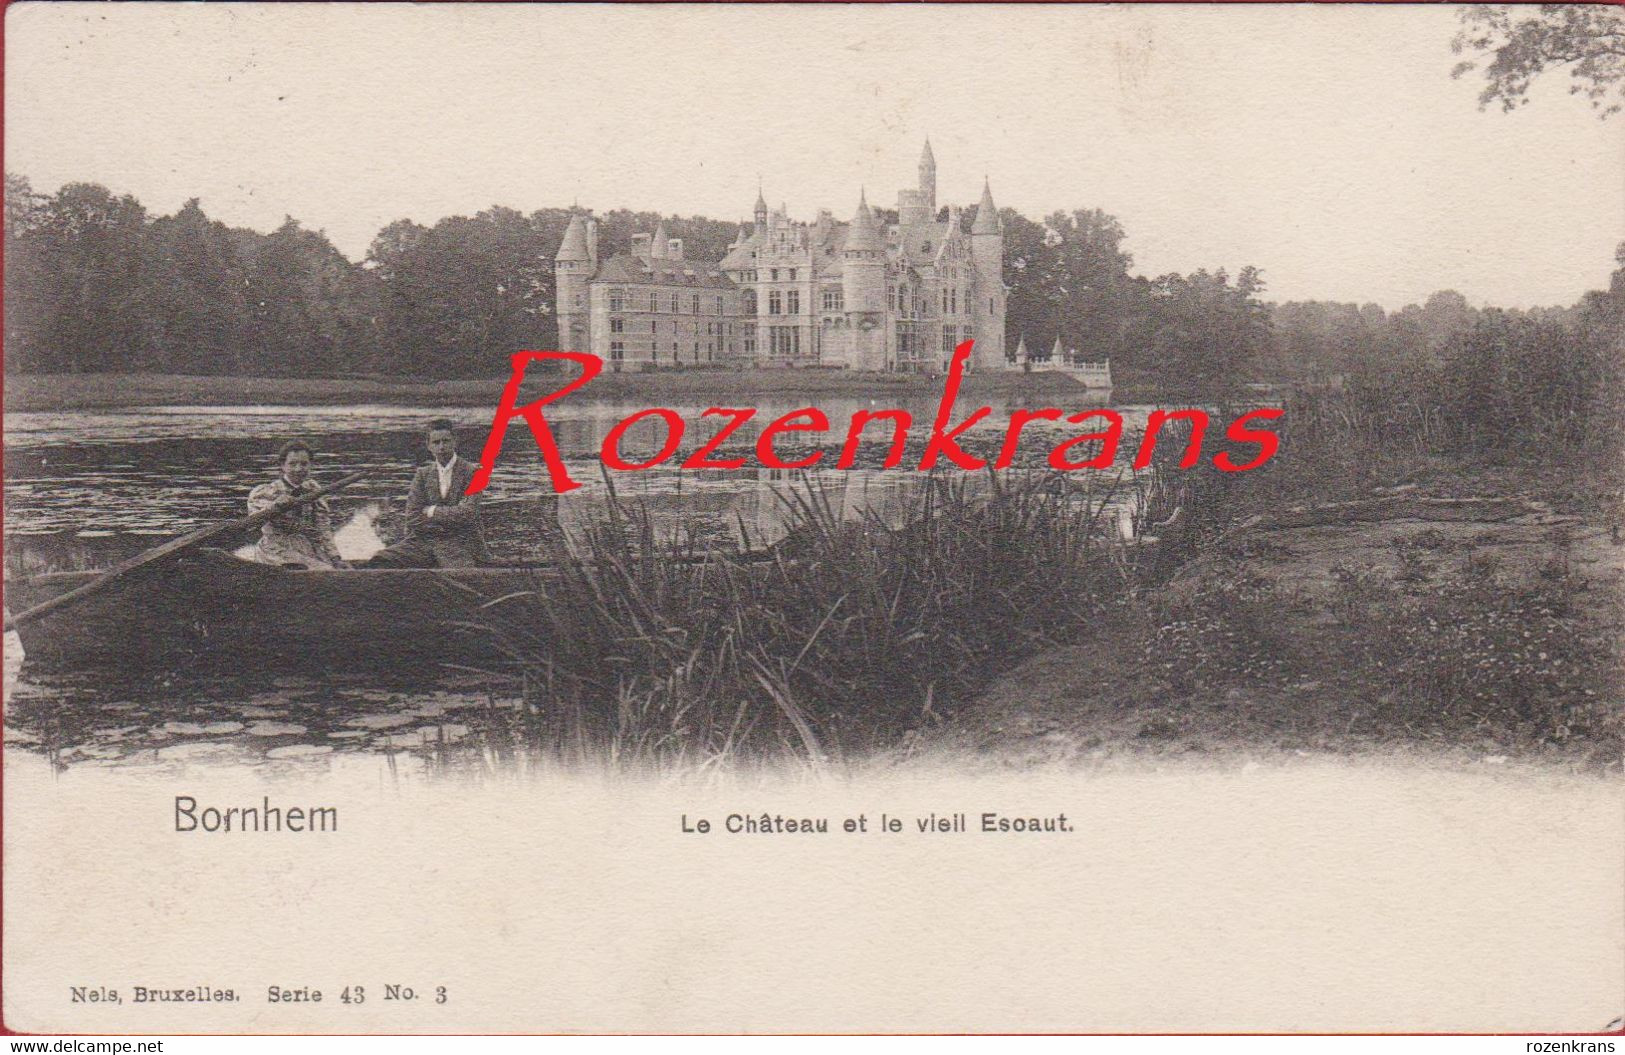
[971,179,1006,369]
[650,219,670,260]
[842,190,887,371]
[554,213,596,354]
[919,138,937,216]
[754,185,768,237]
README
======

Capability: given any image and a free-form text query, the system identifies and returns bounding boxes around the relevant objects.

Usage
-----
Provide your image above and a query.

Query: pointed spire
[1016,335,1029,360]
[755,179,766,212]
[650,219,670,259]
[1050,336,1064,361]
[920,138,935,167]
[846,190,882,253]
[973,178,1000,235]
[556,214,590,262]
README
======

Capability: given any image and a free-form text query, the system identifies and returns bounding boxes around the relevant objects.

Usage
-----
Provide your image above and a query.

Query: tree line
[4,173,1618,427]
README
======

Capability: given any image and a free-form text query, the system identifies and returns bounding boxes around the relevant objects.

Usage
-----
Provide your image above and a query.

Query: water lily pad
[71,744,127,760]
[246,722,307,737]
[156,741,234,760]
[266,744,333,759]
[344,714,415,730]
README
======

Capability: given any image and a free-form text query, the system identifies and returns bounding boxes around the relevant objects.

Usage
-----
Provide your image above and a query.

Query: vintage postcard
[3,1,1622,1036]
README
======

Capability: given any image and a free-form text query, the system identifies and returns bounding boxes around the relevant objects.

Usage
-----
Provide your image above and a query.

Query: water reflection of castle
[553,467,920,551]
[553,465,1141,551]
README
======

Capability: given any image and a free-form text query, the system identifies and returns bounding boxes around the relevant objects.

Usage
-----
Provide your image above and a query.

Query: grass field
[3,368,1092,412]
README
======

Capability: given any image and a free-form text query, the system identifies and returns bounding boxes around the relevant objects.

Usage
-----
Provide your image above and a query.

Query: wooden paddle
[4,469,375,632]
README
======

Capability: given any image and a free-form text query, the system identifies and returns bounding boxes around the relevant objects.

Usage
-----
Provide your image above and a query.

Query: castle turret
[971,179,1005,369]
[842,191,887,371]
[554,213,596,354]
[754,186,768,237]
[919,138,937,215]
[650,219,670,260]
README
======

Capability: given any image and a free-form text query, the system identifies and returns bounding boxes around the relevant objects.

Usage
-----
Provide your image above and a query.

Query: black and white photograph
[2,1,1621,1037]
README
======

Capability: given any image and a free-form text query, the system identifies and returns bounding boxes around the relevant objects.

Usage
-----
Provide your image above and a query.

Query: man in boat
[247,440,349,569]
[367,419,489,568]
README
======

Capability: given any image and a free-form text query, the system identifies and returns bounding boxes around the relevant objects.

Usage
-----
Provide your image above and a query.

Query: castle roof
[973,179,1000,235]
[594,253,735,289]
[649,219,670,259]
[920,138,935,167]
[556,214,591,261]
[718,230,763,270]
[895,220,953,263]
[846,191,883,253]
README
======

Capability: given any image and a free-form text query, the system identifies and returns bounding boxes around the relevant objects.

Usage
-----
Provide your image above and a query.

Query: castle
[554,141,1008,373]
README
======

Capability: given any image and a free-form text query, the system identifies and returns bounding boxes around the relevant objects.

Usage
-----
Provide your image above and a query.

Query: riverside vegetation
[467,263,1623,770]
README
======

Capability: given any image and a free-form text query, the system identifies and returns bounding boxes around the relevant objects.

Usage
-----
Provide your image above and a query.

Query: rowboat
[4,547,554,671]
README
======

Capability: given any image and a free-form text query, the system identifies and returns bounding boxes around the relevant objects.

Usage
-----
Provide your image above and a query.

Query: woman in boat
[247,440,349,569]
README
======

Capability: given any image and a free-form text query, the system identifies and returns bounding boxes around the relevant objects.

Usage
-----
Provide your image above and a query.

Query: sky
[6,2,1622,309]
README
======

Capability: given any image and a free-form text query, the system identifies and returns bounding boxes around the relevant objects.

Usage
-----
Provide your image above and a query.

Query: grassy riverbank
[481,386,1623,770]
[957,395,1625,770]
[3,368,1091,412]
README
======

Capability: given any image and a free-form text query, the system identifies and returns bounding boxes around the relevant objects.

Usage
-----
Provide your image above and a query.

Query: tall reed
[473,471,1131,766]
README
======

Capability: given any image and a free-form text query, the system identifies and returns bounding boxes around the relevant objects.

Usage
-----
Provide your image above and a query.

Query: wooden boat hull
[5,548,554,671]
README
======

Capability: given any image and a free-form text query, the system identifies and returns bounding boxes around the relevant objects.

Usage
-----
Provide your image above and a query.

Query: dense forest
[4,173,1619,428]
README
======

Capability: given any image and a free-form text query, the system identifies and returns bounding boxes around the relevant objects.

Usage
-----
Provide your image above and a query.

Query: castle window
[989,297,995,314]
[951,288,958,315]
[922,241,931,253]
[786,290,800,314]
[609,289,624,312]
[942,326,957,355]
[743,290,757,315]
[610,342,624,362]
[744,335,756,355]
[788,269,797,281]
[651,320,659,334]
[768,291,782,315]
[648,291,660,313]
[670,292,681,313]
[770,326,800,358]
[822,288,843,311]
[770,268,779,281]
[691,294,700,314]
[610,317,625,334]
[715,296,724,315]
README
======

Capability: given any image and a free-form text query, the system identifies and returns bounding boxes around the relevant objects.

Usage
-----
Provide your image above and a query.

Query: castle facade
[554,142,1008,373]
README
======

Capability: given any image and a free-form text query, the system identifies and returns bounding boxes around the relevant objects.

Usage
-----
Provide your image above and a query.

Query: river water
[2,394,1153,774]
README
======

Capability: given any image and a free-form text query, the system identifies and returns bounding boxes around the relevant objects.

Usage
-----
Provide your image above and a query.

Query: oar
[4,469,375,632]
